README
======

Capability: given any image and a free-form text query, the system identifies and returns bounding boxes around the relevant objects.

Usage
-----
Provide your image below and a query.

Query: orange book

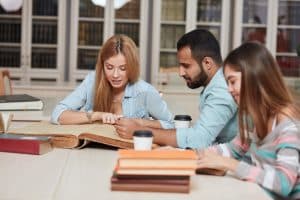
[117,149,197,170]
[118,149,197,159]
[115,167,195,176]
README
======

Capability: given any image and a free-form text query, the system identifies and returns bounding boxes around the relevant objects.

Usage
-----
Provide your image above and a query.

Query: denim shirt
[176,68,238,149]
[51,72,174,129]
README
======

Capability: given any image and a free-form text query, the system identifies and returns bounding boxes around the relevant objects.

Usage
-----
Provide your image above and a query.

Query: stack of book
[0,94,44,121]
[111,149,198,193]
[0,94,43,111]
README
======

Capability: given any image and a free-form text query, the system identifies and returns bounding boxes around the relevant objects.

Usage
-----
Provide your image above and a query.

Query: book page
[8,121,120,138]
[8,121,141,149]
[8,121,132,143]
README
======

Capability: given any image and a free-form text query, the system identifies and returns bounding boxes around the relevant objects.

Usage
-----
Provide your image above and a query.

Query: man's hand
[114,118,143,139]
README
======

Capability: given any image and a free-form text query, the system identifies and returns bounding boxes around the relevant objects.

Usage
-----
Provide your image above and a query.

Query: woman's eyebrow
[226,75,235,81]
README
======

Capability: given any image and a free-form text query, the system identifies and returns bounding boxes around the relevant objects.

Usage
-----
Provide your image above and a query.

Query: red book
[0,134,52,155]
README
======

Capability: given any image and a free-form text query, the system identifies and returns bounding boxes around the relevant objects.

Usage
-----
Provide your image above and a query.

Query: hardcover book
[7,121,138,149]
[118,149,197,169]
[115,167,196,176]
[111,182,190,193]
[0,133,52,155]
[111,173,190,193]
[196,168,226,176]
[0,94,44,111]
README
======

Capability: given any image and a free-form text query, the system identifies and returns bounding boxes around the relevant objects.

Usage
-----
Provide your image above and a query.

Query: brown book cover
[111,173,190,193]
[7,121,137,149]
[196,168,226,176]
[111,173,190,185]
[111,182,190,193]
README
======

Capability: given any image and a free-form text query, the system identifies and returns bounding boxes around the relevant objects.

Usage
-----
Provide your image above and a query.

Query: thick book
[117,149,197,169]
[111,174,190,193]
[111,182,190,193]
[118,149,197,159]
[115,167,195,176]
[9,110,48,121]
[0,94,44,111]
[0,133,52,155]
[7,121,138,149]
[196,168,226,176]
[112,173,190,185]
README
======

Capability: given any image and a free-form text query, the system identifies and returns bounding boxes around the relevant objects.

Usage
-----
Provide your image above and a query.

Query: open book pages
[7,121,134,149]
[0,112,13,133]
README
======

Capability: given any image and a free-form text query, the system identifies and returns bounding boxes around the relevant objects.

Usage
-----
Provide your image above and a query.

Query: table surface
[0,145,272,200]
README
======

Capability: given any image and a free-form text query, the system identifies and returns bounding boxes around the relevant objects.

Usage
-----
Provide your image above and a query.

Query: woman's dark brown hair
[224,42,299,144]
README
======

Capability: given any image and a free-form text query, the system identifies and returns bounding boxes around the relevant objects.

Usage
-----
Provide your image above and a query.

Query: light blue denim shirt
[51,72,174,129]
[176,68,238,149]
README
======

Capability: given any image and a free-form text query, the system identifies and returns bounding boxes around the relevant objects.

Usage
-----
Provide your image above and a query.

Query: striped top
[212,119,300,199]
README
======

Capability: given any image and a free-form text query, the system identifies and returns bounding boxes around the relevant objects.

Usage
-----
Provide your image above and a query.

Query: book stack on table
[0,94,44,121]
[0,94,43,111]
[111,149,198,193]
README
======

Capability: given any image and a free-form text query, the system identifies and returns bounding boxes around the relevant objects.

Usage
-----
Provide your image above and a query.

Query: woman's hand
[197,149,239,172]
[92,112,122,124]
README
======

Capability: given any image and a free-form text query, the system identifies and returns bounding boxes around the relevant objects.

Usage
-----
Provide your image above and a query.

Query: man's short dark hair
[177,29,222,65]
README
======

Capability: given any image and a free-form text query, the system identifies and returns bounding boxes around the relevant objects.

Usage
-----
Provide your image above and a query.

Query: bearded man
[115,29,238,149]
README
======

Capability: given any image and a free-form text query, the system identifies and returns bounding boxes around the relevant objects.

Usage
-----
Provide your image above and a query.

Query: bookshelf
[151,0,230,89]
[233,0,300,79]
[0,0,66,83]
[276,0,300,78]
[69,0,148,83]
[0,3,23,79]
[1,1,298,90]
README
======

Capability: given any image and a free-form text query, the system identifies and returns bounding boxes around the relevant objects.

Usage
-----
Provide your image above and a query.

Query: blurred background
[0,0,299,121]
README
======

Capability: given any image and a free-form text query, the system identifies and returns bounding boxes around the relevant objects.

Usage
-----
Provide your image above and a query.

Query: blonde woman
[51,35,173,129]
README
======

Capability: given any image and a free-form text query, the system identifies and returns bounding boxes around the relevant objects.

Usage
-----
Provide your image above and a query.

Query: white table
[0,147,272,200]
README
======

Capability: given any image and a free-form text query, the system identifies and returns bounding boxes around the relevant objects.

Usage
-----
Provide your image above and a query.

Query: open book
[7,121,135,149]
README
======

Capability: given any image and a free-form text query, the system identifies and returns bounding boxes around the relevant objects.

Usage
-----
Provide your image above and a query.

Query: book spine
[111,177,190,185]
[111,182,190,193]
[118,150,197,159]
[0,139,40,155]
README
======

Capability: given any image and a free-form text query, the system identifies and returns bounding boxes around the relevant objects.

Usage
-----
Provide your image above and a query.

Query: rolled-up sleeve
[51,72,94,124]
[176,85,237,149]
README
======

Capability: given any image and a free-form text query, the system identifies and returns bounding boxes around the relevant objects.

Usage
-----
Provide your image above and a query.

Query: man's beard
[184,70,208,89]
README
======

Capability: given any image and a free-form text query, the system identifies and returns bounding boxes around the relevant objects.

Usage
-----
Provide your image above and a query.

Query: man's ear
[202,57,214,71]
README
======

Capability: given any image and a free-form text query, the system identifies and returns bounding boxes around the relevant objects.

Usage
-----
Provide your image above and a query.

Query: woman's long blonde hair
[93,34,140,112]
[224,42,300,144]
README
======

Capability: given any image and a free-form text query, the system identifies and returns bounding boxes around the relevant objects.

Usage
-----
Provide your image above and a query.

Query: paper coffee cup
[133,130,153,150]
[174,115,192,128]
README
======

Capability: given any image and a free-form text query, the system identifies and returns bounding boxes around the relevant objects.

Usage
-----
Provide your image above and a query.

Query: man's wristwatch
[86,111,93,123]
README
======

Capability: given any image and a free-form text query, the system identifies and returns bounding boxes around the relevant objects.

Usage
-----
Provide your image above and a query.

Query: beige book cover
[7,121,134,149]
